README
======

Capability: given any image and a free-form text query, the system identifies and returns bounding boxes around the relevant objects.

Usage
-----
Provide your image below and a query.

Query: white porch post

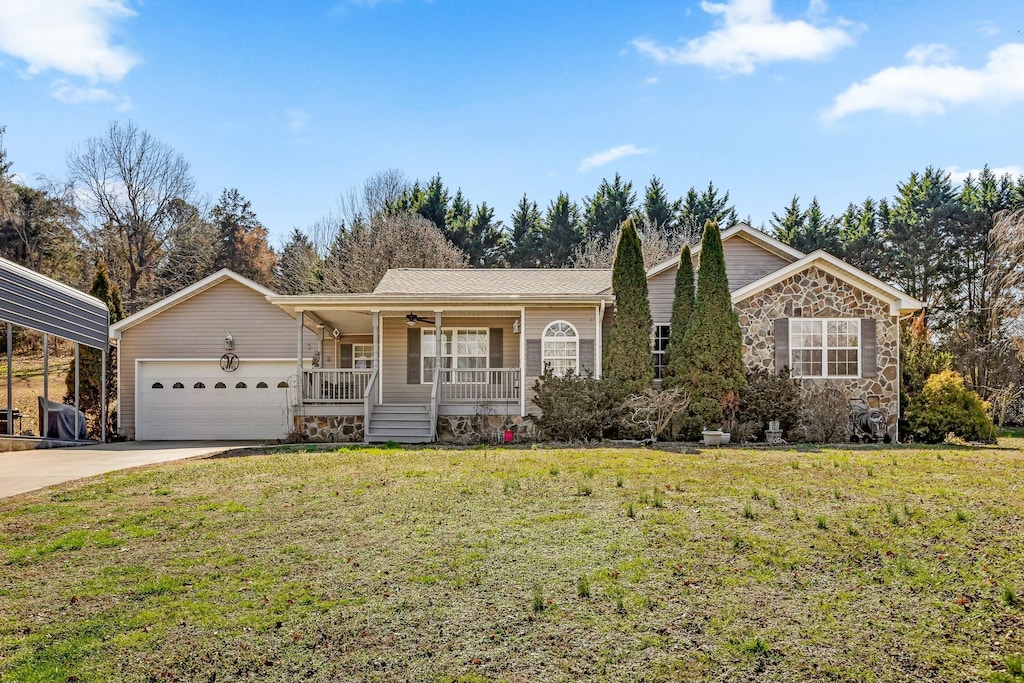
[595,301,605,380]
[296,310,304,404]
[372,311,381,404]
[434,311,442,377]
[519,307,526,417]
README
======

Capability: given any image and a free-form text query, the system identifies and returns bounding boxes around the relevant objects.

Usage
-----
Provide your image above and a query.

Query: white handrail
[303,368,373,403]
[428,366,441,441]
[440,368,520,403]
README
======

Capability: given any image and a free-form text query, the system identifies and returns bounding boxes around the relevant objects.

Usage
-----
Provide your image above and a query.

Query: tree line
[1,121,1022,410]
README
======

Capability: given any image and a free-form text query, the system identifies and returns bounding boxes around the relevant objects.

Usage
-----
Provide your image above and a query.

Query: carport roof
[0,256,108,350]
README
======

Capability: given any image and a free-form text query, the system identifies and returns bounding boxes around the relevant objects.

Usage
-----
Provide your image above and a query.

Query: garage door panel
[138,361,294,440]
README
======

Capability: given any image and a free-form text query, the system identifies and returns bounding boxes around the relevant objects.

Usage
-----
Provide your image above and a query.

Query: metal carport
[0,256,110,442]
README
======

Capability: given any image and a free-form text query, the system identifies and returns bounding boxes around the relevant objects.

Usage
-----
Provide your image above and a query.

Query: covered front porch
[279,300,527,442]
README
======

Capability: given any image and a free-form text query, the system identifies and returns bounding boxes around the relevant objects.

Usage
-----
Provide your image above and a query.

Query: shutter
[526,339,541,376]
[773,318,790,375]
[407,328,421,384]
[489,328,503,384]
[579,339,595,376]
[860,318,877,378]
[339,343,353,369]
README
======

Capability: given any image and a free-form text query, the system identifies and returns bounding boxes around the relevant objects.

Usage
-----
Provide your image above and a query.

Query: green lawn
[2,442,1024,682]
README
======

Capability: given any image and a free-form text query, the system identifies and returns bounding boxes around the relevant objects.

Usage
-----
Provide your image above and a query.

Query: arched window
[193,382,206,389]
[215,382,227,389]
[172,382,185,389]
[276,381,289,389]
[235,382,247,389]
[542,321,578,376]
[256,381,268,389]
[151,382,164,389]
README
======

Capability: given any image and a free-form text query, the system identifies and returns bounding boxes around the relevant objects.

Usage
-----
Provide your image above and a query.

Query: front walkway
[0,441,256,498]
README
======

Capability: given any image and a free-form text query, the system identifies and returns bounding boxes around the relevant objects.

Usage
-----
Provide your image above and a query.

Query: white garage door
[137,360,295,440]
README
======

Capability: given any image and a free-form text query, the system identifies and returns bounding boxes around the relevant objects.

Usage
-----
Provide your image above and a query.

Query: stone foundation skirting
[295,415,364,443]
[437,414,537,444]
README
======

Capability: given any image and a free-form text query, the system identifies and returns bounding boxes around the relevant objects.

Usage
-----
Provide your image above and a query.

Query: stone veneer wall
[734,266,900,432]
[295,415,364,442]
[436,414,535,443]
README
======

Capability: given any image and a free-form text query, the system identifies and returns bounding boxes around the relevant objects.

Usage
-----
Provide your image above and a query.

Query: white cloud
[285,108,311,132]
[643,76,660,86]
[50,79,131,109]
[578,145,651,173]
[905,43,954,66]
[947,165,1024,185]
[0,0,138,82]
[632,0,856,74]
[825,43,1024,120]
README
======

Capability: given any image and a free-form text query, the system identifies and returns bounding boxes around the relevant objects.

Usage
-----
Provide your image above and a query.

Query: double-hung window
[652,324,671,379]
[352,343,373,369]
[422,329,488,383]
[790,319,859,378]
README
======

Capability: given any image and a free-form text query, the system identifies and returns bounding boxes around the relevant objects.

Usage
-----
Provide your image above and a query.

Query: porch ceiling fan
[405,313,436,327]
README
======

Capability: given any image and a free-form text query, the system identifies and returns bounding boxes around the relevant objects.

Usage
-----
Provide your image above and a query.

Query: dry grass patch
[1,441,1024,681]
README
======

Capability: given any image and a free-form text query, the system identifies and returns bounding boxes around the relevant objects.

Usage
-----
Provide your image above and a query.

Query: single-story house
[110,224,922,443]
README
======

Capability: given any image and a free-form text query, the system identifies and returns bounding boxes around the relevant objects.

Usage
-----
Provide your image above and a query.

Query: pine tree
[64,263,124,437]
[837,198,885,275]
[276,228,319,294]
[211,188,276,286]
[643,175,679,234]
[678,182,737,244]
[677,220,746,435]
[507,194,543,267]
[603,217,653,389]
[584,173,637,245]
[540,193,582,266]
[662,245,694,388]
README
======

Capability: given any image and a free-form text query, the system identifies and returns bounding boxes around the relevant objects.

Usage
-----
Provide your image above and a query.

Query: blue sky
[1,0,1023,245]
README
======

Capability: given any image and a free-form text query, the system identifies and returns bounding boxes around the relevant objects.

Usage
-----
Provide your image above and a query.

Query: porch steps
[365,404,433,444]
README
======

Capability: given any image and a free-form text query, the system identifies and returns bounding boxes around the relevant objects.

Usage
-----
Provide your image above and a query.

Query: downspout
[596,300,606,380]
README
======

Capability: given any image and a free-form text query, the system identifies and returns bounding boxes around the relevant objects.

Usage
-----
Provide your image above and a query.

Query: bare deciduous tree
[572,219,687,270]
[67,120,196,311]
[316,212,467,293]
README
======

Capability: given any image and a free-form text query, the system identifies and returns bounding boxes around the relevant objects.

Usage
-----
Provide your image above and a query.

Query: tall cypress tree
[604,218,653,389]
[662,244,694,388]
[677,220,746,434]
[64,263,125,436]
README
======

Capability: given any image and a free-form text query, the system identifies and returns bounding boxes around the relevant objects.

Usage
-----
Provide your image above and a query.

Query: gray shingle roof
[374,268,612,295]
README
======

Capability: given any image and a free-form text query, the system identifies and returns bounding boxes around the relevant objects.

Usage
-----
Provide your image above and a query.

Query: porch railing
[440,368,520,403]
[303,368,374,403]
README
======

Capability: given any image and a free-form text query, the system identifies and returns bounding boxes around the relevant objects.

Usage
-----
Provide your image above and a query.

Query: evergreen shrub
[906,370,996,443]
[532,370,625,441]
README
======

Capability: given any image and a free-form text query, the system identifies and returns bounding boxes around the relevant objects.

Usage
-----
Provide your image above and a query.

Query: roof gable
[110,269,277,337]
[645,223,805,280]
[730,251,924,316]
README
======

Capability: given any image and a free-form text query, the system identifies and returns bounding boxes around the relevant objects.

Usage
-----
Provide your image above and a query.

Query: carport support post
[100,348,107,443]
[74,342,80,441]
[42,334,48,439]
[434,312,442,380]
[5,322,11,436]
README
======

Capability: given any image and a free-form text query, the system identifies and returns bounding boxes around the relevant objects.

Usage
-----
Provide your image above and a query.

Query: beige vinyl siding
[523,305,600,410]
[647,234,792,324]
[325,334,372,368]
[118,279,314,434]
[380,315,519,404]
[722,234,792,290]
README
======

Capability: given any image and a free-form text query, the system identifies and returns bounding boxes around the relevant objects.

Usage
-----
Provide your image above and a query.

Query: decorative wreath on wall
[220,353,240,372]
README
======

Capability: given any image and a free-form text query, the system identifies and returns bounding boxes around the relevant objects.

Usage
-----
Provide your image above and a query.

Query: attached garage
[135,360,294,440]
[111,270,318,441]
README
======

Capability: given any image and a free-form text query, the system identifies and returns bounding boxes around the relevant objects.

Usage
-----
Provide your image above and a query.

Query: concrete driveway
[0,441,257,499]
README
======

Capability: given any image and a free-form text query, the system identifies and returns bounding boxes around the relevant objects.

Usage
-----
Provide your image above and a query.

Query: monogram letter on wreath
[220,353,239,372]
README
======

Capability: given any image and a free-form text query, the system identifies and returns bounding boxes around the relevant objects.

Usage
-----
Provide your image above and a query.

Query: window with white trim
[790,319,859,378]
[652,324,670,380]
[542,321,578,376]
[422,329,488,383]
[352,343,373,369]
